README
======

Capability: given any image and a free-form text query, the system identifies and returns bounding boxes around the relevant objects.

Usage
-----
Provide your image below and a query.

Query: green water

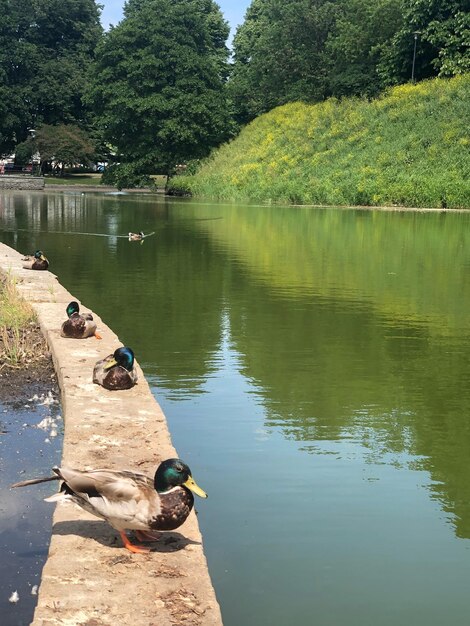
[2,190,470,625]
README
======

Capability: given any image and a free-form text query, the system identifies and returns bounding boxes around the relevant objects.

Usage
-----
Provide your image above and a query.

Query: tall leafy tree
[229,0,337,124]
[0,1,37,155]
[325,0,403,98]
[0,0,102,155]
[30,0,103,126]
[16,124,95,173]
[377,0,470,85]
[88,0,232,179]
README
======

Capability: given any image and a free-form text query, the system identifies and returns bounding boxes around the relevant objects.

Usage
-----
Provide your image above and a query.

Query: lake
[2,189,470,626]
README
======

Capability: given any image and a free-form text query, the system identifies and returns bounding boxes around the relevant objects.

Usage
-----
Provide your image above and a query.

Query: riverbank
[0,243,222,626]
[0,271,57,404]
[44,184,164,193]
[168,75,470,210]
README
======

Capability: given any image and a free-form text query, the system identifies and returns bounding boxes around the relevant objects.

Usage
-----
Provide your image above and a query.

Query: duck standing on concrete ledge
[61,301,102,339]
[93,346,137,390]
[10,458,208,554]
[23,250,49,270]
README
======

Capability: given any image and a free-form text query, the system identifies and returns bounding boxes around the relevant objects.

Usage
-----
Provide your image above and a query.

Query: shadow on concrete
[52,519,201,552]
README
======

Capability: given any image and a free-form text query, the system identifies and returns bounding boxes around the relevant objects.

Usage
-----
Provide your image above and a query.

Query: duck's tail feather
[10,470,61,489]
[44,492,69,503]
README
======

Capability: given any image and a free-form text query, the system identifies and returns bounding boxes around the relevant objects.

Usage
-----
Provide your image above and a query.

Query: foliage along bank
[168,75,470,209]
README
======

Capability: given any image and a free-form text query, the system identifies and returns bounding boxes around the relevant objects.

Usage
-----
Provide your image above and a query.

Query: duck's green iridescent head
[104,346,135,371]
[66,301,80,318]
[154,458,208,498]
[34,250,46,260]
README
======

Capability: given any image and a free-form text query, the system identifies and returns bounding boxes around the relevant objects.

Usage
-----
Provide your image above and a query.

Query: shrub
[101,163,152,190]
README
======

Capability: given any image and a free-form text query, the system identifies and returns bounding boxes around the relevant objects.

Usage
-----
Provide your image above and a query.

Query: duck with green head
[93,346,137,390]
[61,301,102,339]
[11,458,208,554]
[23,250,49,270]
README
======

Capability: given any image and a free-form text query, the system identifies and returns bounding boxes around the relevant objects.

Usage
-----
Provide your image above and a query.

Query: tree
[88,0,232,182]
[0,1,37,155]
[426,9,470,76]
[325,0,403,98]
[229,0,337,124]
[377,0,470,85]
[0,0,102,156]
[17,124,95,174]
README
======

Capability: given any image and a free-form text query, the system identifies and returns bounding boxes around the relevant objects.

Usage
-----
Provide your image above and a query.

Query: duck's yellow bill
[40,255,47,261]
[103,358,118,370]
[184,476,208,498]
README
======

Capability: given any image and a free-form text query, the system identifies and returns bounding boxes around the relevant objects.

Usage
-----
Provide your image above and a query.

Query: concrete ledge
[0,176,45,190]
[0,243,222,626]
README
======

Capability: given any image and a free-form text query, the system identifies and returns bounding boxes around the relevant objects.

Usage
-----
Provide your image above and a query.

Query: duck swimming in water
[11,458,208,554]
[128,231,144,241]
[61,301,102,339]
[93,346,137,390]
[23,250,49,270]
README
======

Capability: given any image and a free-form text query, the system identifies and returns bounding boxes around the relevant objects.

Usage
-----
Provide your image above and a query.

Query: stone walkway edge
[0,243,222,626]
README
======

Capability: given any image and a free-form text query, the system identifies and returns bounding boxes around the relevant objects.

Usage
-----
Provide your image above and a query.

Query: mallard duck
[61,301,102,339]
[11,458,208,554]
[23,250,49,270]
[93,346,137,390]
[128,231,144,241]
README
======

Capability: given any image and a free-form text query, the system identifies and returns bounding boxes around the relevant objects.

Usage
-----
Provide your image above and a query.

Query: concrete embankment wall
[0,243,222,626]
[0,176,45,190]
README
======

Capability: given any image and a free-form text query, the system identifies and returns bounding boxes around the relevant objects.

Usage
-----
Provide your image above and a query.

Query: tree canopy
[88,0,232,178]
[229,0,336,124]
[0,0,102,156]
[377,0,470,84]
[0,0,468,172]
[15,124,95,173]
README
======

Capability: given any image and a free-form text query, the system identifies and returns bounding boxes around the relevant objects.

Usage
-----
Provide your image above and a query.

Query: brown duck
[23,250,49,270]
[61,301,102,339]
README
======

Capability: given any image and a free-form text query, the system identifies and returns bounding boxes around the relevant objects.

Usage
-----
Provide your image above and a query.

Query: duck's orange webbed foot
[94,332,102,340]
[119,531,151,554]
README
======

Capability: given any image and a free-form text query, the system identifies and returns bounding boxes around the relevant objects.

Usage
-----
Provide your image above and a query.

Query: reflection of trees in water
[185,203,470,538]
[5,194,470,538]
[227,274,470,539]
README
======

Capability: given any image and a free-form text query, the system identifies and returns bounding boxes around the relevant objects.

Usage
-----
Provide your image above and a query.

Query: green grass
[44,173,104,186]
[168,76,470,209]
[0,274,44,367]
[44,173,167,189]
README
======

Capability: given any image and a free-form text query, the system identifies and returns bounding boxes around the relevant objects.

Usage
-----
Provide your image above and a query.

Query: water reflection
[2,190,470,624]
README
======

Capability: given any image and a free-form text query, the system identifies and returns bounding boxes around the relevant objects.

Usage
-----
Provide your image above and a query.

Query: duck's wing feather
[55,467,161,529]
[93,354,137,390]
[93,354,114,385]
[105,366,137,390]
[58,467,153,501]
[61,313,96,338]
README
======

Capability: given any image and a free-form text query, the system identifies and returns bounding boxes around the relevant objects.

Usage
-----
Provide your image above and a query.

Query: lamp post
[411,31,419,82]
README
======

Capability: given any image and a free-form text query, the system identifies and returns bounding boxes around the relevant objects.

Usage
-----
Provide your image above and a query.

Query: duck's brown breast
[149,488,194,531]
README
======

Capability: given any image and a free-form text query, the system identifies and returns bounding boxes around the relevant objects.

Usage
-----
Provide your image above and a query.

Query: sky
[99,0,251,42]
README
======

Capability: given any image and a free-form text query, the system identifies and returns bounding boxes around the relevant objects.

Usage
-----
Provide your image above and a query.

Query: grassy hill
[169,76,470,209]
